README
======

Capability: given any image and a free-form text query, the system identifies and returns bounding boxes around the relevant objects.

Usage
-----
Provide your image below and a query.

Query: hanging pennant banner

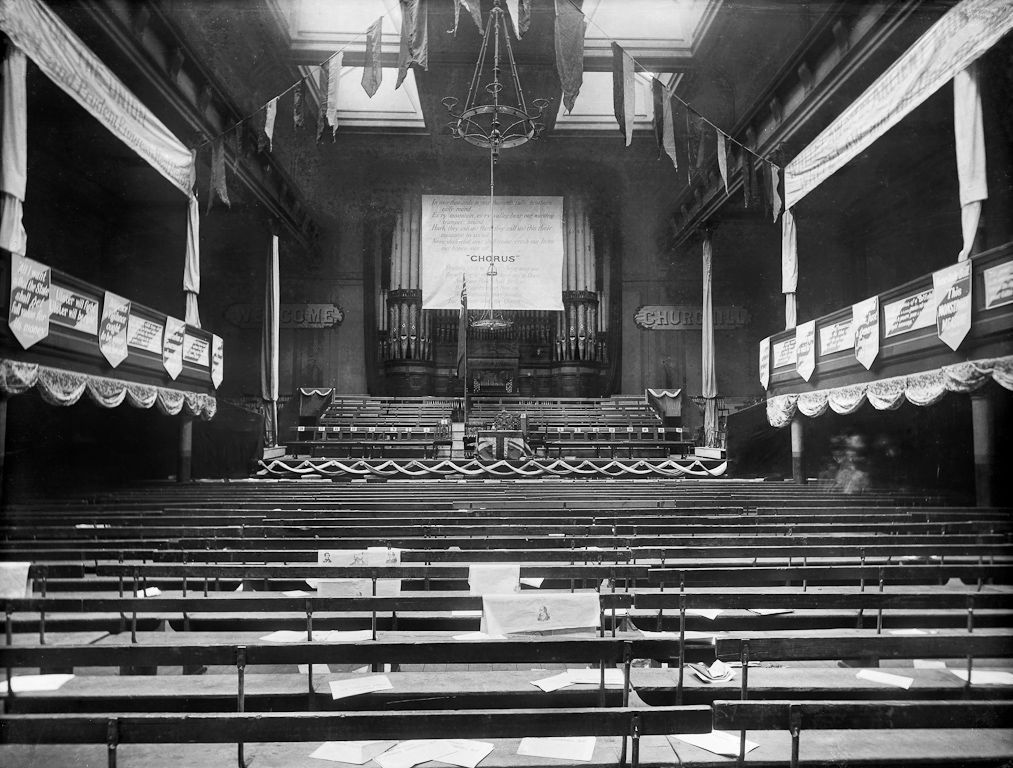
[8,253,51,349]
[99,291,130,367]
[758,336,770,389]
[795,320,816,381]
[210,334,224,389]
[163,317,185,379]
[933,260,972,351]
[852,296,880,370]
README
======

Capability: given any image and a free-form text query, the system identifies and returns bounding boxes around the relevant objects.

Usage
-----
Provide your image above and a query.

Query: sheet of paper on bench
[439,740,495,768]
[913,659,947,669]
[284,590,311,597]
[856,669,913,689]
[6,674,75,693]
[950,669,1013,685]
[469,564,520,595]
[566,668,625,687]
[532,672,574,692]
[520,577,544,588]
[262,629,373,643]
[374,740,457,768]
[309,740,398,765]
[0,562,31,599]
[517,736,595,762]
[670,731,757,758]
[135,587,162,597]
[481,593,600,635]
[316,579,402,597]
[329,675,393,700]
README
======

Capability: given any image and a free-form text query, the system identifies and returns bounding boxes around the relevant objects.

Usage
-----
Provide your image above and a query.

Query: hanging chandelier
[442,0,550,331]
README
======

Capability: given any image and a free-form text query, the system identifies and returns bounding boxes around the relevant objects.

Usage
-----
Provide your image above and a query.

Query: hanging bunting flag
[8,253,51,349]
[163,316,185,379]
[795,320,816,382]
[362,17,383,97]
[741,152,755,209]
[933,260,972,351]
[317,62,330,142]
[211,334,224,389]
[661,87,678,170]
[449,0,483,35]
[759,336,771,389]
[652,79,664,156]
[852,296,880,370]
[685,111,708,180]
[326,52,342,139]
[554,0,586,113]
[293,79,305,129]
[99,291,130,368]
[770,162,782,222]
[396,0,429,90]
[505,0,531,38]
[207,135,230,213]
[716,130,729,193]
[611,42,635,147]
[264,97,278,150]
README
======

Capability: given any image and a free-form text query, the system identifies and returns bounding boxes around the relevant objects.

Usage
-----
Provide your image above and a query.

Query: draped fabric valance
[766,355,1013,428]
[0,358,216,419]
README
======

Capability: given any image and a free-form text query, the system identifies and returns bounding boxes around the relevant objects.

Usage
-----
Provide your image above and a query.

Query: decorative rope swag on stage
[0,359,217,418]
[257,457,727,480]
[766,355,1013,428]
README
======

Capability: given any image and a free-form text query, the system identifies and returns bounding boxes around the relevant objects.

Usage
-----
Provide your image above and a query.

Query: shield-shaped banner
[795,320,816,382]
[163,317,185,379]
[852,296,880,370]
[933,261,972,351]
[99,292,130,367]
[210,334,224,389]
[8,254,51,349]
[759,336,770,389]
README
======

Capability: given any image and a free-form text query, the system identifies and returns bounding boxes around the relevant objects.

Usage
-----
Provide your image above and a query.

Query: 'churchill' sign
[634,305,750,330]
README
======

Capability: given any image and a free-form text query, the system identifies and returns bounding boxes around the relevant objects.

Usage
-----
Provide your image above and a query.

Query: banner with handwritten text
[852,296,880,370]
[163,317,185,379]
[126,313,164,354]
[8,253,50,349]
[795,320,816,381]
[420,195,564,311]
[99,292,130,367]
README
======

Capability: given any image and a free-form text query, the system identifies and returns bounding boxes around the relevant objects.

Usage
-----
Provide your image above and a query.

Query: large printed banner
[783,0,1013,208]
[0,0,193,193]
[420,195,564,311]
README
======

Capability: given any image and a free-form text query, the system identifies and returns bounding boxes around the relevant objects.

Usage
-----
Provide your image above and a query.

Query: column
[790,417,806,485]
[970,391,994,507]
[178,415,193,483]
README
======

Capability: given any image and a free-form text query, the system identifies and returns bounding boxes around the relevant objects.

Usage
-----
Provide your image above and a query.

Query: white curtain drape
[953,62,987,261]
[0,43,27,256]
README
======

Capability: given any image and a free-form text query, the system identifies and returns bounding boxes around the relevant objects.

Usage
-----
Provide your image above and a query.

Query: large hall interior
[0,0,1012,765]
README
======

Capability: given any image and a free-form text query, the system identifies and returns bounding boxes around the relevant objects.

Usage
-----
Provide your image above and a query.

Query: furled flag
[264,97,278,150]
[207,135,230,213]
[457,274,468,379]
[611,42,635,147]
[396,0,429,90]
[449,0,483,35]
[554,0,586,113]
[716,130,729,193]
[293,79,305,129]
[660,85,678,169]
[770,162,783,222]
[326,52,342,139]
[362,16,383,97]
[505,0,531,38]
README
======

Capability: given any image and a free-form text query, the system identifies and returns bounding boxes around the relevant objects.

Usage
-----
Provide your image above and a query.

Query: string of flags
[199,0,781,224]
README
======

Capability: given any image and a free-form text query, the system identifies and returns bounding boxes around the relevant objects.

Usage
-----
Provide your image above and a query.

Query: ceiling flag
[450,0,483,35]
[293,79,305,129]
[652,79,664,156]
[661,87,678,170]
[716,130,728,193]
[554,0,586,113]
[326,51,342,139]
[207,135,230,213]
[264,96,277,150]
[362,16,383,97]
[611,42,634,147]
[505,0,531,38]
[396,0,429,90]
[316,62,330,142]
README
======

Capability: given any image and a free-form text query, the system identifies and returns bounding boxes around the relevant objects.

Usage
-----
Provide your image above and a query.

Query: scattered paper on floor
[309,740,398,765]
[856,669,913,689]
[517,736,595,761]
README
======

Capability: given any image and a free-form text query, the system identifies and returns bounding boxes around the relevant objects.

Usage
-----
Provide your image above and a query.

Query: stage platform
[256,457,728,480]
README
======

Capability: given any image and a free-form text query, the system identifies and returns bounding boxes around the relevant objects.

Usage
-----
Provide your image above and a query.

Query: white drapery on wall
[261,235,280,445]
[781,208,797,329]
[0,43,27,256]
[184,188,201,327]
[701,236,718,446]
[953,62,987,261]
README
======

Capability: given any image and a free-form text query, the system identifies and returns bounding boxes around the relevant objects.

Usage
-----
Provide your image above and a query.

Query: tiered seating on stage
[2,480,1011,767]
[288,396,454,458]
[467,397,693,458]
